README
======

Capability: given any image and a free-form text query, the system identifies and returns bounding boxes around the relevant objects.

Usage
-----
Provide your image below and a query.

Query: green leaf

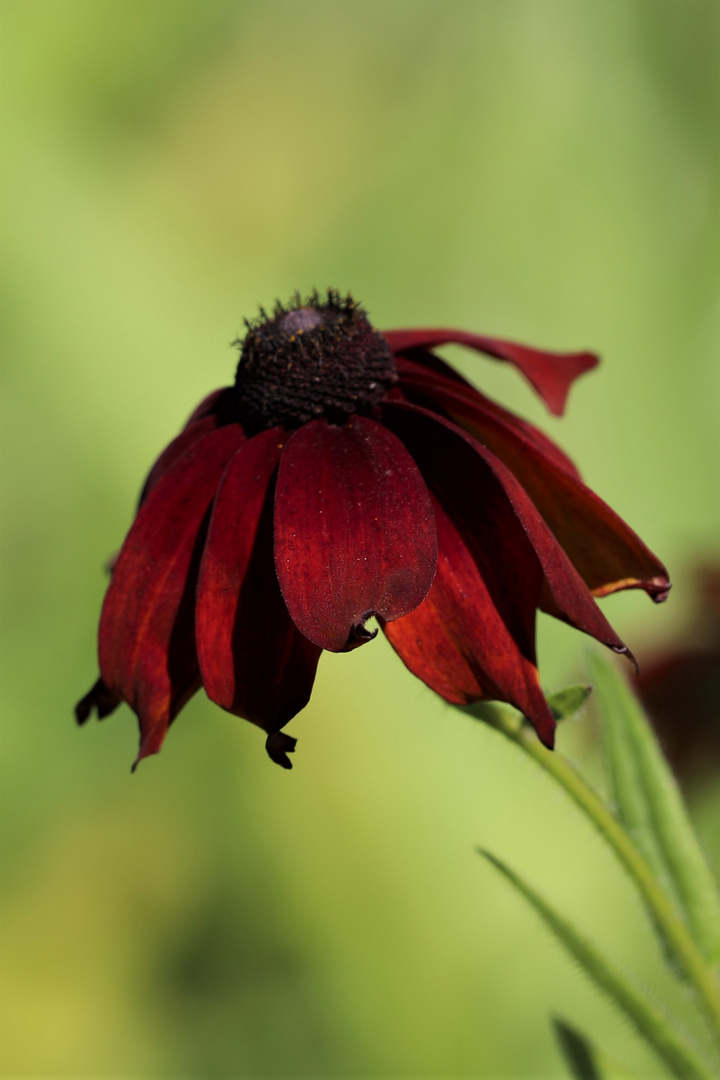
[479,850,715,1080]
[552,1017,635,1079]
[547,684,592,721]
[554,1018,604,1080]
[589,652,720,967]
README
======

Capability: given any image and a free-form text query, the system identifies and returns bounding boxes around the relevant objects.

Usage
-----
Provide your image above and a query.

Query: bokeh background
[2,1,719,1076]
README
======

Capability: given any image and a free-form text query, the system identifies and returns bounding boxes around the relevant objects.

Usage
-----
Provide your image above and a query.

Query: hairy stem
[484,706,720,1048]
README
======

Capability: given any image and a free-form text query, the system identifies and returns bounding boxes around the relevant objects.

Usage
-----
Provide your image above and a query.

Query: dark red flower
[76,290,669,769]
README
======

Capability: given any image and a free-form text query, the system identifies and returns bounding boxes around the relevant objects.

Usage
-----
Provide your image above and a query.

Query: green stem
[485,707,720,1048]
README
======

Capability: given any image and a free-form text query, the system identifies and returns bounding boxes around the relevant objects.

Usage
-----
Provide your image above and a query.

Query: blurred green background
[2,1,719,1076]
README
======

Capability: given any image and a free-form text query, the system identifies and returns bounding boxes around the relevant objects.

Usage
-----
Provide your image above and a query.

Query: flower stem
[483,706,720,1048]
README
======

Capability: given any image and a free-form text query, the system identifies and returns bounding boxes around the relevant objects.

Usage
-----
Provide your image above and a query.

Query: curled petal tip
[266,731,297,770]
[75,698,91,726]
[75,678,121,725]
[343,616,379,652]
[651,581,671,604]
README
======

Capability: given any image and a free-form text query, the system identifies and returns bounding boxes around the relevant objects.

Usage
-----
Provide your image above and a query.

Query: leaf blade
[547,684,592,721]
[479,850,715,1080]
[552,1017,635,1080]
[590,653,720,966]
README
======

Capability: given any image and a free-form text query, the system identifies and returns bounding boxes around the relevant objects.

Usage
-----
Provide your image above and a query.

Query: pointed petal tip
[266,731,297,770]
[538,722,556,750]
[131,749,152,774]
[131,725,168,772]
[131,746,157,774]
[613,644,639,675]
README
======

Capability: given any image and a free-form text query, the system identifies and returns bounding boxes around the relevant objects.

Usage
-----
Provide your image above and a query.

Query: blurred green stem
[484,706,720,1048]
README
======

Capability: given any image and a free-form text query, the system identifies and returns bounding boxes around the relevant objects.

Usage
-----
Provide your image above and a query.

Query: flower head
[76,290,670,769]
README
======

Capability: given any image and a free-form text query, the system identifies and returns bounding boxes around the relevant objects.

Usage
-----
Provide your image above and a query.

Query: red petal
[383,402,632,661]
[394,346,473,387]
[138,388,238,506]
[274,416,437,652]
[196,428,321,735]
[139,415,219,506]
[183,387,232,426]
[383,327,598,415]
[391,376,669,603]
[383,495,556,747]
[99,425,246,766]
[397,355,582,479]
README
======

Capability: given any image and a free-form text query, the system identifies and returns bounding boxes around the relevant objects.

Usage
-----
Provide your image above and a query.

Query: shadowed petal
[99,425,246,766]
[265,731,298,770]
[397,354,582,479]
[138,388,239,506]
[394,346,474,387]
[139,415,219,506]
[383,402,632,662]
[274,416,437,652]
[183,387,232,425]
[196,428,321,746]
[382,495,556,747]
[75,677,122,724]
[394,373,669,603]
[383,328,598,415]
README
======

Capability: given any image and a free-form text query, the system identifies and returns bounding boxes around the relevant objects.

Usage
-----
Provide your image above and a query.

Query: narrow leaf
[590,653,720,966]
[547,685,592,721]
[552,1017,635,1079]
[553,1018,605,1079]
[479,850,715,1080]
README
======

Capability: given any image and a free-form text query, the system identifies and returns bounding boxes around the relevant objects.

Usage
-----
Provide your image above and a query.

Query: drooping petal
[99,425,246,766]
[139,415,219,506]
[394,346,474,387]
[382,495,556,747]
[274,416,437,652]
[383,402,632,662]
[383,327,598,415]
[138,388,239,506]
[397,354,582,479]
[394,373,670,603]
[196,428,322,743]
